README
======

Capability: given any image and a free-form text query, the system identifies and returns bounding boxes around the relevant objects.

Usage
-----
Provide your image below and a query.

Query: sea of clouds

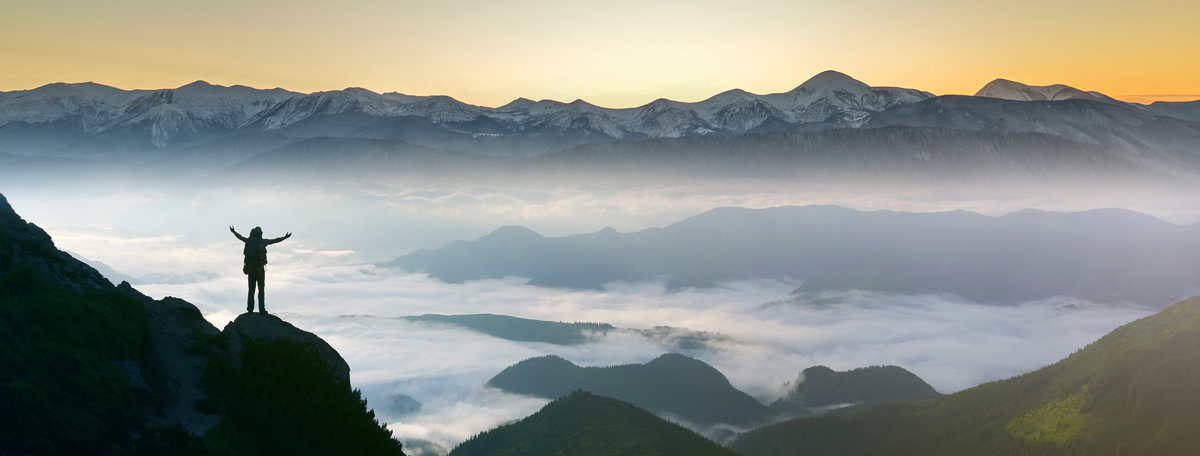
[64,240,1155,450]
[6,184,1170,451]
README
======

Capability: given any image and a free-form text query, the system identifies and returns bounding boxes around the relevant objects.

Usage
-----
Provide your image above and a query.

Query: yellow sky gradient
[1,0,1197,108]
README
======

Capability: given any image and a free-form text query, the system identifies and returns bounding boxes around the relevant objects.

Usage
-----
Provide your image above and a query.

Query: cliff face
[222,312,351,383]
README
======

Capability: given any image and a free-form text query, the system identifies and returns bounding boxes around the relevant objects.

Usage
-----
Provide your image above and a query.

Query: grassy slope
[0,265,152,455]
[732,296,1200,456]
[450,391,738,456]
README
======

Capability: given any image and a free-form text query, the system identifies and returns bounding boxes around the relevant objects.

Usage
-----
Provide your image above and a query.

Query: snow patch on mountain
[974,79,1122,105]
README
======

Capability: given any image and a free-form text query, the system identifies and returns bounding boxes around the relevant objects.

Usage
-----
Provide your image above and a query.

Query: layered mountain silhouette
[449,391,738,456]
[487,354,774,427]
[731,295,1200,456]
[3,72,1198,185]
[388,205,1200,307]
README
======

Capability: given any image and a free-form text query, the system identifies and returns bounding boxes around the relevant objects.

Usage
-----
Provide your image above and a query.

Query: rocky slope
[0,192,393,455]
[0,193,111,293]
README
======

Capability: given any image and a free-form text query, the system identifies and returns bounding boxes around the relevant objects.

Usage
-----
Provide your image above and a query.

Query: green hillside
[449,391,738,456]
[488,354,774,426]
[770,365,940,414]
[732,296,1200,456]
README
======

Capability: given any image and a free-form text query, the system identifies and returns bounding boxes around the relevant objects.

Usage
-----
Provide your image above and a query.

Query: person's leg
[257,269,266,314]
[246,273,255,312]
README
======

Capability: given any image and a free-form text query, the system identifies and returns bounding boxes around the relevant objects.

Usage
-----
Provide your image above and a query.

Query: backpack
[243,239,268,274]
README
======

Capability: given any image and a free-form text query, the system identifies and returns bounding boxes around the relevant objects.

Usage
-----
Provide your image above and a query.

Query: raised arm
[230,226,247,242]
[265,232,292,245]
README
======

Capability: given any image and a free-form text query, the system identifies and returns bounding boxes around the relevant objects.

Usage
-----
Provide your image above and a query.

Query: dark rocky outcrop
[117,282,224,435]
[222,312,351,382]
[0,192,391,455]
[0,193,111,293]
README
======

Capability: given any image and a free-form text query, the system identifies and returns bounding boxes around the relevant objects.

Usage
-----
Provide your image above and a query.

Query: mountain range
[387,205,1200,307]
[3,72,1199,185]
[0,71,929,161]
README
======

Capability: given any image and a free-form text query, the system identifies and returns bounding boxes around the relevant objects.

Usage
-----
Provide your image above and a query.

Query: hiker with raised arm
[230,226,291,314]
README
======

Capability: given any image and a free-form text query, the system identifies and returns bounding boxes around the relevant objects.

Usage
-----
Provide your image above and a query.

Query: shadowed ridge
[449,391,738,456]
[0,193,111,292]
[770,365,940,414]
[645,352,736,388]
[487,353,774,426]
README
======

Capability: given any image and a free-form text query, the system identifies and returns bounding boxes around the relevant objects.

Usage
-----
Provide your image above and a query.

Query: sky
[1,0,1197,107]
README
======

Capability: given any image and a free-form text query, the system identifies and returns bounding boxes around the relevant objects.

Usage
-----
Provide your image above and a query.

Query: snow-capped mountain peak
[974,79,1121,104]
[793,70,871,93]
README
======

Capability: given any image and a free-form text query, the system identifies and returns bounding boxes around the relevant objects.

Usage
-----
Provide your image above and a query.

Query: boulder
[223,312,350,382]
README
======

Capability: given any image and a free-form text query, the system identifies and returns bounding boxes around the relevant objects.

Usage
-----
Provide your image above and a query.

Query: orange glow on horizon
[1,0,1196,108]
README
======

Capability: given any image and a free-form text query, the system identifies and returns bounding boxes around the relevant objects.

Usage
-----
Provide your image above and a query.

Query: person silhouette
[230,226,291,314]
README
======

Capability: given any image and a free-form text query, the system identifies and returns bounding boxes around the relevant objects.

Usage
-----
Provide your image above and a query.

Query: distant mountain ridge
[388,205,1200,307]
[0,71,932,161]
[4,72,1199,184]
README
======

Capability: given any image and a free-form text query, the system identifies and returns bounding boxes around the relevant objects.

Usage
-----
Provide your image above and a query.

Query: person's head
[250,226,263,239]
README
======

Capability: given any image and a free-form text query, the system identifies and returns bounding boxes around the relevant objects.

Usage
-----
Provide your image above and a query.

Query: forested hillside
[732,296,1200,456]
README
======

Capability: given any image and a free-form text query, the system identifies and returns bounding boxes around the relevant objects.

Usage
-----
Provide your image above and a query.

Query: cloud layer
[15,186,1165,449]
[128,260,1152,449]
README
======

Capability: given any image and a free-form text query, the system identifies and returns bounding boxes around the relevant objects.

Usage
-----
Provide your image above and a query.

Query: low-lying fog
[5,182,1177,450]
